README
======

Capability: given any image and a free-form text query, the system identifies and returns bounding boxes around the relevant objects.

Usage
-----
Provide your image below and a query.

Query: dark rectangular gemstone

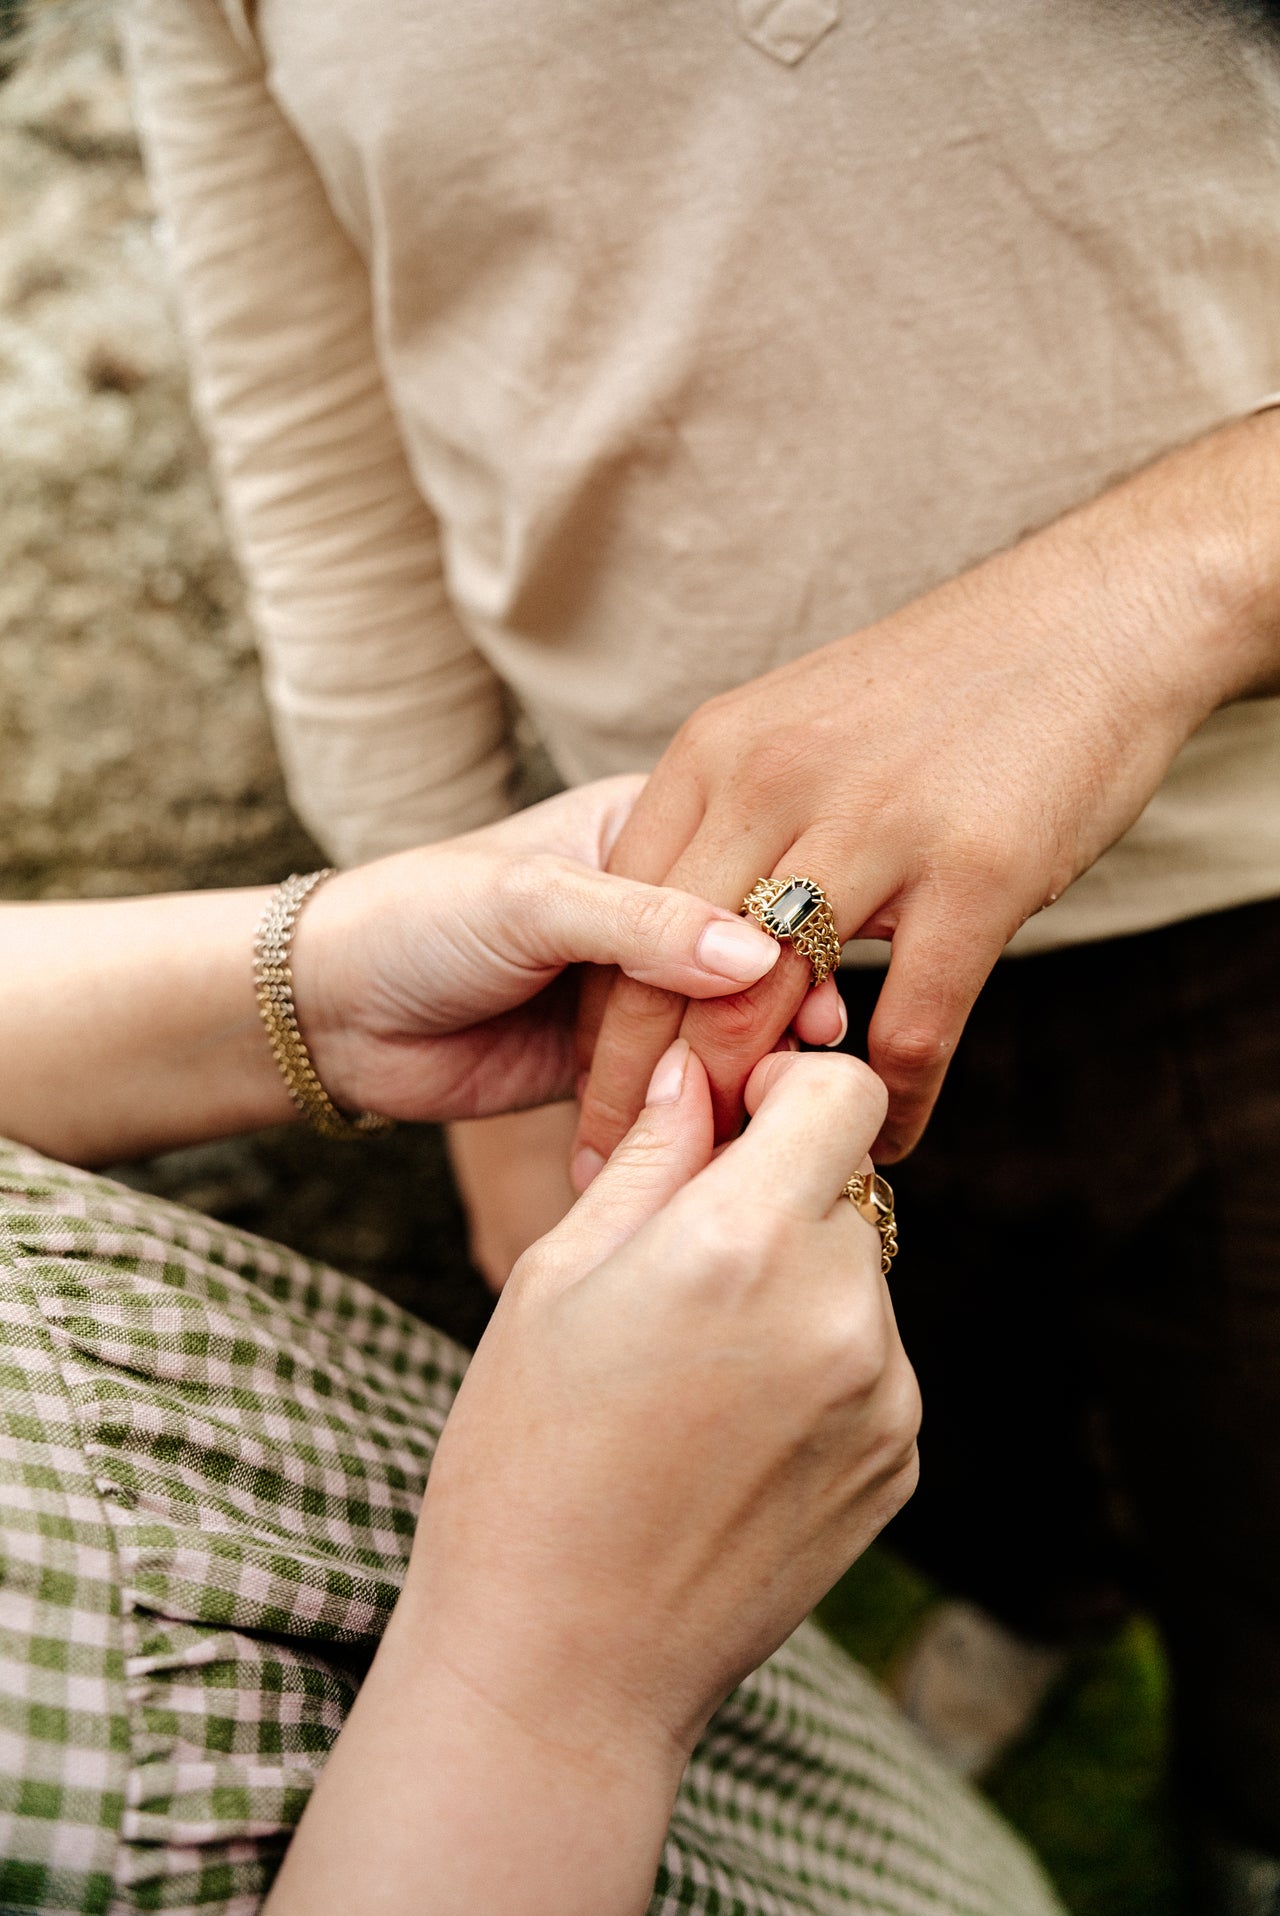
[770,882,818,932]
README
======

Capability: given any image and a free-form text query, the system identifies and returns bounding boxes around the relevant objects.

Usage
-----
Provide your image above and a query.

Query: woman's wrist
[266,1587,683,1916]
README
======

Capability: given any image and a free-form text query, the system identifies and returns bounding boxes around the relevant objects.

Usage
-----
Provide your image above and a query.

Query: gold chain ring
[842,1171,899,1279]
[741,875,842,988]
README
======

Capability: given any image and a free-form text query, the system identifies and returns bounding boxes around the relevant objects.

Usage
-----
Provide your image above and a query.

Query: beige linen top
[123,0,1280,954]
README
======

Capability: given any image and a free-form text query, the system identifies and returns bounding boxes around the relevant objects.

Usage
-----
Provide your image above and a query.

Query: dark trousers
[837,896,1280,1851]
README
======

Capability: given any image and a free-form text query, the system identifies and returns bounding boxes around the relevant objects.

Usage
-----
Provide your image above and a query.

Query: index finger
[574,818,774,1177]
[569,765,709,1177]
[696,1050,888,1219]
[677,950,811,1140]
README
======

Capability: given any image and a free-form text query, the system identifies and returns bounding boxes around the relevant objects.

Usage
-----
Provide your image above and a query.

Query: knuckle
[578,1082,641,1152]
[874,1022,951,1082]
[673,699,725,762]
[743,734,801,796]
[788,1051,889,1131]
[668,1195,751,1294]
[816,1297,919,1416]
[688,986,769,1052]
[507,1239,566,1297]
[622,883,685,958]
[879,1356,924,1457]
[606,973,684,1036]
[831,1356,922,1513]
[843,1054,890,1128]
[822,1308,890,1402]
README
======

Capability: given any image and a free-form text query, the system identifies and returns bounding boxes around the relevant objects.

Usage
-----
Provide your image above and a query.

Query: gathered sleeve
[120,0,515,864]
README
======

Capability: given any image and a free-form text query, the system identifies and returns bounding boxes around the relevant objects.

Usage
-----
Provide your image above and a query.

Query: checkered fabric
[0,1138,1063,1916]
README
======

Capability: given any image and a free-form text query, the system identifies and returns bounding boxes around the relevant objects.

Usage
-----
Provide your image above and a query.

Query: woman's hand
[0,774,839,1166]
[573,412,1280,1174]
[416,1043,919,1755]
[294,774,843,1124]
[266,1044,919,1916]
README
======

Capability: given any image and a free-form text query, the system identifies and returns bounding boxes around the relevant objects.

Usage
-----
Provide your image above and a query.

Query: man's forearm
[575,402,1280,1170]
[0,891,294,1164]
[1043,403,1280,721]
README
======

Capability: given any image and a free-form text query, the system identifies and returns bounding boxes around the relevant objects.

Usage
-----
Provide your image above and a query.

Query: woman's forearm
[263,1589,681,1916]
[0,890,294,1163]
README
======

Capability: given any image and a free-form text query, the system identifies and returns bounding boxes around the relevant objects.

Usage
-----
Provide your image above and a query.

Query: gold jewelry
[842,1171,899,1278]
[741,875,843,988]
[253,871,394,1140]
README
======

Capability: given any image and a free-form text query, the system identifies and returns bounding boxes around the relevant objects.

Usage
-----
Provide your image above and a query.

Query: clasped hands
[572,454,1234,1177]
[272,772,919,1791]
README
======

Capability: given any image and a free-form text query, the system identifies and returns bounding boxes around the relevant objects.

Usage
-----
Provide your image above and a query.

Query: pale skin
[0,778,918,1916]
[445,1104,580,1291]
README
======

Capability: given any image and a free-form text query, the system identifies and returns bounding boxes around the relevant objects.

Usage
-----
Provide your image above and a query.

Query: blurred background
[0,11,1176,1911]
[0,3,494,1346]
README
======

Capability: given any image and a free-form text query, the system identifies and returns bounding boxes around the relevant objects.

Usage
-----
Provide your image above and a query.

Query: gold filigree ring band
[740,874,843,988]
[842,1171,899,1279]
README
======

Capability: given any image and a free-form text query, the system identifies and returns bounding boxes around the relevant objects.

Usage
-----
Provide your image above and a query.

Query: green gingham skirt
[0,1138,1063,1916]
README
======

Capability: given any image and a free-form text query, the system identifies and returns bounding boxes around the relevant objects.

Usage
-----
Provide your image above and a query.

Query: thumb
[502,861,780,998]
[524,1040,714,1285]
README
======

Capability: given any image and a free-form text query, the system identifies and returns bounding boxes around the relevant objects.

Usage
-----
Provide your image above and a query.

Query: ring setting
[741,874,842,987]
[842,1171,899,1278]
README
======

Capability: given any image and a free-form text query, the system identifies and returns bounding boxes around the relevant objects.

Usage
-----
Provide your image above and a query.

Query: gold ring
[741,875,843,988]
[842,1171,899,1278]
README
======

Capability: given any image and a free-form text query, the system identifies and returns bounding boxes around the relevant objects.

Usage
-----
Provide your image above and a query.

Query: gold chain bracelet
[253,871,394,1141]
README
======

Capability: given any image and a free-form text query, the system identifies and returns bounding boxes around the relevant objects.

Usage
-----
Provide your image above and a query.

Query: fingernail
[571,1145,605,1190]
[824,998,850,1049]
[645,1038,689,1106]
[696,918,780,984]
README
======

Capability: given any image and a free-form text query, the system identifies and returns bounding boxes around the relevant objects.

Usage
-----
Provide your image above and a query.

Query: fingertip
[743,1049,803,1114]
[789,976,846,1048]
[570,1144,605,1192]
[645,1037,690,1106]
[743,1048,889,1124]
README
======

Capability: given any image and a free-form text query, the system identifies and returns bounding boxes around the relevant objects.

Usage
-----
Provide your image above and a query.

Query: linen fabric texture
[121,0,1280,951]
[0,1139,1063,1916]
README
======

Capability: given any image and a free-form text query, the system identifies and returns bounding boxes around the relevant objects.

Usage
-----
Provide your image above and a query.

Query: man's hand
[574,410,1280,1181]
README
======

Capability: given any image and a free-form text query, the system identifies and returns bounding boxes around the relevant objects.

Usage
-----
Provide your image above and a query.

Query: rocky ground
[0,7,491,1345]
